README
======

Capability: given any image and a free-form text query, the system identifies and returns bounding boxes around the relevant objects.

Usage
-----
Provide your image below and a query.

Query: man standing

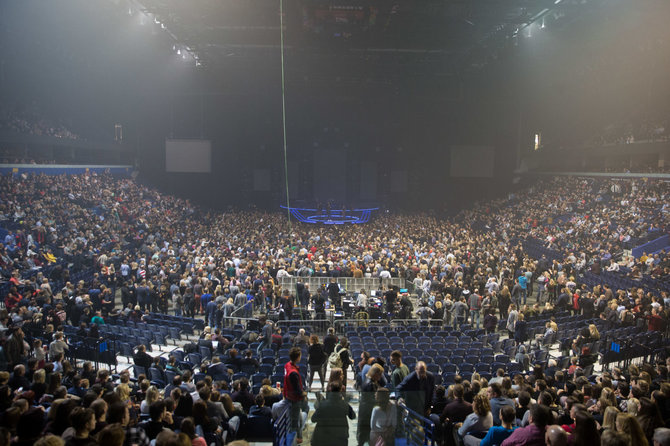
[389,350,409,391]
[284,347,306,444]
[511,279,523,308]
[517,272,528,306]
[397,361,435,417]
[384,286,398,319]
[468,289,482,329]
[452,296,468,330]
[257,317,274,355]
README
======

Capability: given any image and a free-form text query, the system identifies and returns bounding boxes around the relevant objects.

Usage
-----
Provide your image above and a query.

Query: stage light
[541,17,546,29]
[177,49,181,55]
[554,0,561,4]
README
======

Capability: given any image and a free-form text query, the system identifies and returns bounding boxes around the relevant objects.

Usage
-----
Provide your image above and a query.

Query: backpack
[328,346,344,369]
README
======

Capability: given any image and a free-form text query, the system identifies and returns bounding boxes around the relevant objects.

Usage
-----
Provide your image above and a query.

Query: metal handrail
[399,403,436,446]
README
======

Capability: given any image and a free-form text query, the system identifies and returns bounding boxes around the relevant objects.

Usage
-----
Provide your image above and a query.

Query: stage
[280,204,379,224]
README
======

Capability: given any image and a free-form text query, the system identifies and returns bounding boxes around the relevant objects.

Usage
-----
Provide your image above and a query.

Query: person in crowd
[358,363,386,446]
[397,361,436,417]
[311,382,356,446]
[502,404,552,446]
[370,388,397,446]
[480,405,517,446]
[307,335,327,392]
[283,347,306,444]
[458,393,493,444]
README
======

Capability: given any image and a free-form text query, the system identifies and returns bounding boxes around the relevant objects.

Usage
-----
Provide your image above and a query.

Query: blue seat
[459,363,474,374]
[168,327,182,344]
[474,363,491,373]
[443,372,458,384]
[259,363,273,376]
[165,370,177,384]
[465,356,480,365]
[149,367,165,387]
[232,372,248,381]
[186,353,202,365]
[427,363,441,375]
[133,365,147,379]
[193,372,206,383]
[270,374,284,386]
[251,373,268,386]
[442,363,457,373]
[494,354,509,363]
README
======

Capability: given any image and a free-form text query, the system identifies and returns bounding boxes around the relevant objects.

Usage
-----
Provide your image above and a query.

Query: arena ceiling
[122,0,599,71]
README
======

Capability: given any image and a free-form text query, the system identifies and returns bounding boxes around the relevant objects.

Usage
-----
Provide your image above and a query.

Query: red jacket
[283,361,303,402]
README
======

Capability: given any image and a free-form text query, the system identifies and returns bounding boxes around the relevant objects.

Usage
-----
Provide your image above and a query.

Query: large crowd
[0,172,669,446]
[0,105,81,141]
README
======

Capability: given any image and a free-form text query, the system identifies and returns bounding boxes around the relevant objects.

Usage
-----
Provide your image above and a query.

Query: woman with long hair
[220,393,243,418]
[458,393,493,441]
[192,400,222,438]
[180,417,207,446]
[334,337,353,388]
[30,369,47,402]
[174,391,194,419]
[140,385,159,414]
[506,304,518,338]
[637,397,665,445]
[370,388,396,446]
[616,412,649,446]
[569,410,600,445]
[357,364,385,446]
[307,334,327,392]
[601,406,620,433]
[513,312,528,346]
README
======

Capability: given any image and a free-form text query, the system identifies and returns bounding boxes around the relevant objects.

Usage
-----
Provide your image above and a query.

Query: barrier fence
[401,403,437,446]
[220,315,452,336]
[278,276,406,296]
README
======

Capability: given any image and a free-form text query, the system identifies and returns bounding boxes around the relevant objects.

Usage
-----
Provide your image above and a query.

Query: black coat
[311,392,356,446]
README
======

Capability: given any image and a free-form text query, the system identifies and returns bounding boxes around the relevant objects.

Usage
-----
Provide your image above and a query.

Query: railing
[278,276,405,296]
[218,316,451,336]
[400,403,437,446]
[273,403,291,446]
[631,233,670,258]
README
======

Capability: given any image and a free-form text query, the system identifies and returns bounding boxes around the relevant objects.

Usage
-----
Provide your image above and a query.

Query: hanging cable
[279,0,292,246]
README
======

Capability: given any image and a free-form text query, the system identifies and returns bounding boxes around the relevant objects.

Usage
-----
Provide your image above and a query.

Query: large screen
[450,145,495,178]
[165,139,211,173]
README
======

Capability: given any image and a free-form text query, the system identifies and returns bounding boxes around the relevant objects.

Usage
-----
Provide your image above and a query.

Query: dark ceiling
[125,0,599,72]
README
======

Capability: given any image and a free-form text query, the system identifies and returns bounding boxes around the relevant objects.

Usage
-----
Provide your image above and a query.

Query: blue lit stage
[280,205,379,224]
